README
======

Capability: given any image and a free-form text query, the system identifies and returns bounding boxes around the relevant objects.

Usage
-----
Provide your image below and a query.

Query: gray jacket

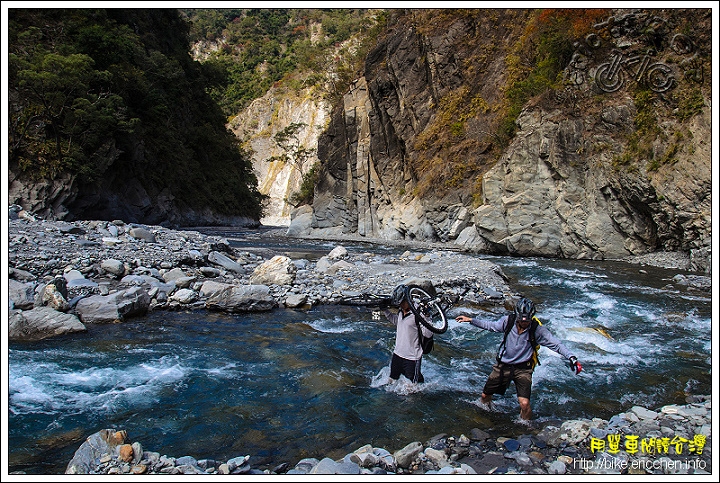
[385,308,433,361]
[470,314,575,365]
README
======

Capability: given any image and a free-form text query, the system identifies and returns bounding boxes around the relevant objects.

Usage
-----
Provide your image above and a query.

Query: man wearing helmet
[383,284,434,383]
[455,297,582,420]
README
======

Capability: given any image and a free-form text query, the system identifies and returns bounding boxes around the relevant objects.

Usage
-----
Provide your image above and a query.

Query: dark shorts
[390,353,424,383]
[483,361,533,399]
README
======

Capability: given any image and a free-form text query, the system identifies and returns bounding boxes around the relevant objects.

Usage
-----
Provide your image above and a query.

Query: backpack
[415,320,434,354]
[497,313,542,368]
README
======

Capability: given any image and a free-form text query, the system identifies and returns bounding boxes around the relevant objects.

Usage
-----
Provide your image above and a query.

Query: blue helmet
[391,284,409,306]
[514,297,536,321]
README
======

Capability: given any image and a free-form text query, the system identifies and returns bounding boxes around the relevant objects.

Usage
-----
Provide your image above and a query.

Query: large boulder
[286,205,314,237]
[8,279,36,310]
[66,429,128,474]
[393,441,423,469]
[74,286,151,324]
[201,282,277,312]
[249,255,296,285]
[8,306,87,341]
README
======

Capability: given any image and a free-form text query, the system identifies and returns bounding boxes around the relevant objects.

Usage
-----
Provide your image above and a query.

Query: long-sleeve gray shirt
[384,308,433,361]
[469,315,575,364]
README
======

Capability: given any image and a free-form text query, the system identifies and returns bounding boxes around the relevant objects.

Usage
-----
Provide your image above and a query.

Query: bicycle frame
[595,48,675,93]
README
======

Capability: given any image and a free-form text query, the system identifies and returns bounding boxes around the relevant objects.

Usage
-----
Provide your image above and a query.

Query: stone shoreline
[61,396,711,475]
[8,217,517,341]
[9,216,710,342]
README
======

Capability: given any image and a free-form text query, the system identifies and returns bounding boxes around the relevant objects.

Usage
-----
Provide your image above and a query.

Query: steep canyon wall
[291,9,711,273]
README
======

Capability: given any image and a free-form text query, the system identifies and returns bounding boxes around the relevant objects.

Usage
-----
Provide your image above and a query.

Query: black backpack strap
[497,314,541,367]
[496,313,515,362]
[529,318,538,347]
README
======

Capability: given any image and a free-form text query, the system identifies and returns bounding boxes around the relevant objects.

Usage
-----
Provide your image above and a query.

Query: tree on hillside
[264,122,316,172]
[9,26,134,181]
[8,8,265,221]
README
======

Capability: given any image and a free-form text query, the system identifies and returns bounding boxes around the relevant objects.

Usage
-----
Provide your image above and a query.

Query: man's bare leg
[480,392,493,409]
[518,396,532,420]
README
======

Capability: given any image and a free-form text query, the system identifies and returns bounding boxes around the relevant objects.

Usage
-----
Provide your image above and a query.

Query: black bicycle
[338,284,457,334]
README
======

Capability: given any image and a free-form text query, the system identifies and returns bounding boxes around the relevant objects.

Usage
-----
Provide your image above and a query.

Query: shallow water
[7,236,713,474]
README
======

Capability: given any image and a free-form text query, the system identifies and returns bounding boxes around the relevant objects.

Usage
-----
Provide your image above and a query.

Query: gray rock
[170,288,198,304]
[288,457,320,474]
[208,251,244,274]
[470,428,491,441]
[306,457,345,474]
[284,293,308,308]
[327,246,348,259]
[74,286,151,324]
[424,447,449,467]
[162,268,187,282]
[199,266,221,278]
[547,459,566,474]
[66,429,128,474]
[8,279,36,310]
[286,205,314,237]
[9,266,36,281]
[101,259,126,277]
[173,276,197,289]
[393,441,423,469]
[203,283,277,312]
[128,227,157,243]
[335,460,361,474]
[557,420,591,445]
[64,270,99,289]
[8,306,87,341]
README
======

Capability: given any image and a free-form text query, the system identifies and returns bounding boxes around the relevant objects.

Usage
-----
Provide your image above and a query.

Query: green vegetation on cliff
[9,8,264,220]
[182,8,385,115]
[413,9,610,199]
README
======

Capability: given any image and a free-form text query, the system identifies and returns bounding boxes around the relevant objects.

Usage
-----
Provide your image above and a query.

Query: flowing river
[7,230,713,474]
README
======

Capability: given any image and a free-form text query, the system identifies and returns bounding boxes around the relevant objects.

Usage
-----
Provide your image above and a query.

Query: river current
[6,229,714,474]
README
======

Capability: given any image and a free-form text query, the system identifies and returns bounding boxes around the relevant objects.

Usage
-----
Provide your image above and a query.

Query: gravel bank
[59,396,711,475]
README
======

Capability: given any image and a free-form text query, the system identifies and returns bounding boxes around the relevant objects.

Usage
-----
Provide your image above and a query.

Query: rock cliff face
[230,85,328,226]
[295,8,712,273]
[7,168,259,228]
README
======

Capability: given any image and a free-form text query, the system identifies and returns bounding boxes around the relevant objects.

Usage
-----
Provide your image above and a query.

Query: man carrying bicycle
[383,284,434,384]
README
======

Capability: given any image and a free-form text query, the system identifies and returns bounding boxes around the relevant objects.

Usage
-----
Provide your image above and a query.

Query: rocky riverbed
[7,215,710,343]
[5,213,713,476]
[7,216,517,341]
[60,395,712,475]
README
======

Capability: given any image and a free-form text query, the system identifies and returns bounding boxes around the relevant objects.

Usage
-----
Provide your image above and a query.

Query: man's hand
[568,356,583,374]
[455,315,472,323]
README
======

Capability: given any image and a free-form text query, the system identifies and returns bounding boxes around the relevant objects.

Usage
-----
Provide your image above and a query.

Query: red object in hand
[568,356,582,374]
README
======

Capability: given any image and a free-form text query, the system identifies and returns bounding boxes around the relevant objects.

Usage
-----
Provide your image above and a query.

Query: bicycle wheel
[595,63,624,93]
[407,285,448,334]
[338,293,392,307]
[645,63,675,92]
